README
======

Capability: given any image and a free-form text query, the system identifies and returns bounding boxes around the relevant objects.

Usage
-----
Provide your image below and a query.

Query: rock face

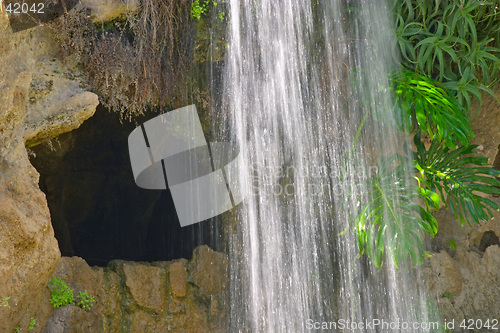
[423,86,500,323]
[0,14,98,332]
[423,204,500,324]
[24,59,99,148]
[40,246,227,333]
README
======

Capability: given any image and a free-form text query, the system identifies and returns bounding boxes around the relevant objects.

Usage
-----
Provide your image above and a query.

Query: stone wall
[40,245,227,333]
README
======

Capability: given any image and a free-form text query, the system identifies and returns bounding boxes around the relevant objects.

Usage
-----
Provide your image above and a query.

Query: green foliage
[355,135,500,266]
[95,21,115,32]
[48,277,95,311]
[354,67,499,267]
[355,155,438,268]
[28,317,35,331]
[392,0,500,113]
[392,69,472,148]
[1,296,10,308]
[354,134,500,267]
[191,0,210,19]
[48,278,74,308]
[424,297,452,332]
[77,290,95,311]
[352,0,500,268]
[192,0,225,21]
[414,134,500,225]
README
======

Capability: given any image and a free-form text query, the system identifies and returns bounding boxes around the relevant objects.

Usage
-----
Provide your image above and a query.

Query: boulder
[24,59,98,148]
[189,245,228,293]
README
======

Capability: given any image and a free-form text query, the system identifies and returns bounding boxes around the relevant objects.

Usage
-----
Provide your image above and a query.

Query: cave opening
[29,106,220,266]
[478,231,500,252]
[493,145,500,171]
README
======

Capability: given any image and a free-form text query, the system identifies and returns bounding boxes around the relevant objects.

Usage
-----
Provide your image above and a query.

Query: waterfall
[218,1,434,331]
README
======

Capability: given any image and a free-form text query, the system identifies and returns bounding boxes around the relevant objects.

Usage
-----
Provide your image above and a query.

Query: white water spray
[220,1,434,331]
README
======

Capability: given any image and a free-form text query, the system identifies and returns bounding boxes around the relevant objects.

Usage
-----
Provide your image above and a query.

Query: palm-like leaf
[355,155,438,268]
[392,69,472,148]
[414,134,500,225]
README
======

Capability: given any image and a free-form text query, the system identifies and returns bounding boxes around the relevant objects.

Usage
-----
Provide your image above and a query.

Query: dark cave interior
[30,106,219,266]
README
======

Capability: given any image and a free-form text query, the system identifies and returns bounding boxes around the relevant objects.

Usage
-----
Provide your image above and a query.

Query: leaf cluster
[355,155,438,268]
[414,134,500,225]
[48,278,95,311]
[1,296,9,308]
[48,277,75,308]
[392,69,472,148]
[28,317,35,331]
[77,290,96,311]
[393,0,500,113]
[350,1,500,267]
[191,0,226,22]
[353,68,499,268]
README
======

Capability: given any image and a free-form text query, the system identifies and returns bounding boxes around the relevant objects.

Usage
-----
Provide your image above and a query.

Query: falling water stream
[217,0,434,331]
